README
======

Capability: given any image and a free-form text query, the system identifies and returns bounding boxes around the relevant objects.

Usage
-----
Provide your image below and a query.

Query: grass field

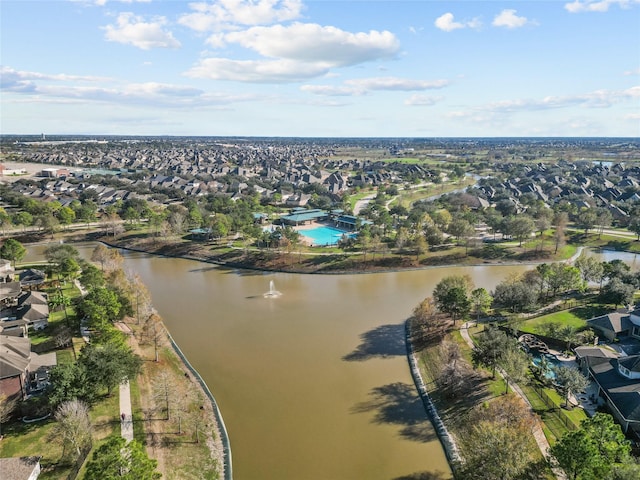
[519,305,610,335]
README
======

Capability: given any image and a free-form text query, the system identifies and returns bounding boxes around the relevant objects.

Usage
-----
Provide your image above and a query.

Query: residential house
[0,335,56,400]
[586,308,637,342]
[581,352,640,436]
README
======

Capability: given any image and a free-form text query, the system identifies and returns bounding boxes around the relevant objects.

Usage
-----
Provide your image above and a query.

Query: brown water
[27,244,531,479]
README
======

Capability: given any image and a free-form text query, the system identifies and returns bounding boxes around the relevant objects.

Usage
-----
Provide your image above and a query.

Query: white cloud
[492,10,531,29]
[1,66,255,108]
[188,24,400,83]
[434,13,481,32]
[435,13,464,32]
[224,23,399,66]
[404,95,443,106]
[624,67,640,76]
[0,66,108,92]
[452,87,639,120]
[103,13,181,50]
[300,85,362,96]
[345,77,449,91]
[178,0,303,32]
[71,0,151,5]
[300,77,449,96]
[564,0,640,13]
[185,57,331,83]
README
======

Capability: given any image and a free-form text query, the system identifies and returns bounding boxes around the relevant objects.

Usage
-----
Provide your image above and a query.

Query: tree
[76,201,97,226]
[78,262,105,289]
[555,366,589,408]
[457,395,536,480]
[550,428,601,480]
[11,211,33,232]
[141,313,164,362]
[508,215,536,246]
[152,371,177,421]
[44,244,79,278]
[470,287,492,321]
[84,436,161,480]
[550,413,631,480]
[210,213,231,240]
[129,274,153,324]
[91,244,111,271]
[0,393,17,436]
[78,287,123,331]
[432,275,473,323]
[596,209,613,239]
[436,340,474,398]
[0,207,12,235]
[472,326,510,378]
[79,343,142,396]
[545,262,584,297]
[448,218,474,244]
[629,216,640,241]
[0,238,26,267]
[553,211,569,253]
[493,278,538,313]
[48,362,97,407]
[57,206,76,229]
[412,297,447,338]
[53,399,92,459]
[582,413,631,467]
[60,257,81,282]
[600,278,636,308]
[413,234,428,261]
[575,255,605,285]
[500,345,530,395]
[35,213,60,238]
[576,208,598,235]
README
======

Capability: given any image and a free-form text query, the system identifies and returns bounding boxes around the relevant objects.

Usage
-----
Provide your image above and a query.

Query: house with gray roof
[0,456,41,480]
[0,335,56,401]
[587,309,634,341]
[584,353,640,435]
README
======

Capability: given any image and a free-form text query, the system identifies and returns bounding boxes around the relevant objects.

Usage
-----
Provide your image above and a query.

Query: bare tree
[142,313,164,362]
[55,327,72,349]
[53,398,92,459]
[152,372,178,422]
[91,244,110,271]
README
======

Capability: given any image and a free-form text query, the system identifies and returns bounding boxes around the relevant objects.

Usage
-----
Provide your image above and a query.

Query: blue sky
[1,0,639,137]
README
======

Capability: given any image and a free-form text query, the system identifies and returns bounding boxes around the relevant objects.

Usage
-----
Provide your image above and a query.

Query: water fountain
[264,280,282,298]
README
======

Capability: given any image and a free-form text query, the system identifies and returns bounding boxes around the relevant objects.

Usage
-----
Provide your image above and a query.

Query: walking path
[119,380,134,442]
[114,321,135,443]
[459,322,566,480]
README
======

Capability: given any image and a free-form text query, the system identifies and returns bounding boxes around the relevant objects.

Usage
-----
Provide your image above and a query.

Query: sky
[1,0,639,137]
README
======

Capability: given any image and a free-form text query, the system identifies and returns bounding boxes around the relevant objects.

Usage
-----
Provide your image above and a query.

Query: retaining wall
[167,333,233,480]
[405,320,461,467]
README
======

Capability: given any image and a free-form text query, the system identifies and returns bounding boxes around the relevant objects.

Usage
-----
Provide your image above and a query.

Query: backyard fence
[533,384,579,431]
[66,446,91,480]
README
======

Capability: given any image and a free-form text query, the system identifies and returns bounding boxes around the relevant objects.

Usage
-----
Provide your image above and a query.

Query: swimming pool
[299,226,355,246]
[531,353,563,381]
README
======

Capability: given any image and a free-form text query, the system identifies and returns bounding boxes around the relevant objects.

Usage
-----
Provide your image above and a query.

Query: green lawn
[0,419,73,479]
[519,305,610,335]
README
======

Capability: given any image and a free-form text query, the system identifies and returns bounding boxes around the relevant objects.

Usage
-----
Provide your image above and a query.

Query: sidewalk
[460,322,566,480]
[119,379,134,443]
